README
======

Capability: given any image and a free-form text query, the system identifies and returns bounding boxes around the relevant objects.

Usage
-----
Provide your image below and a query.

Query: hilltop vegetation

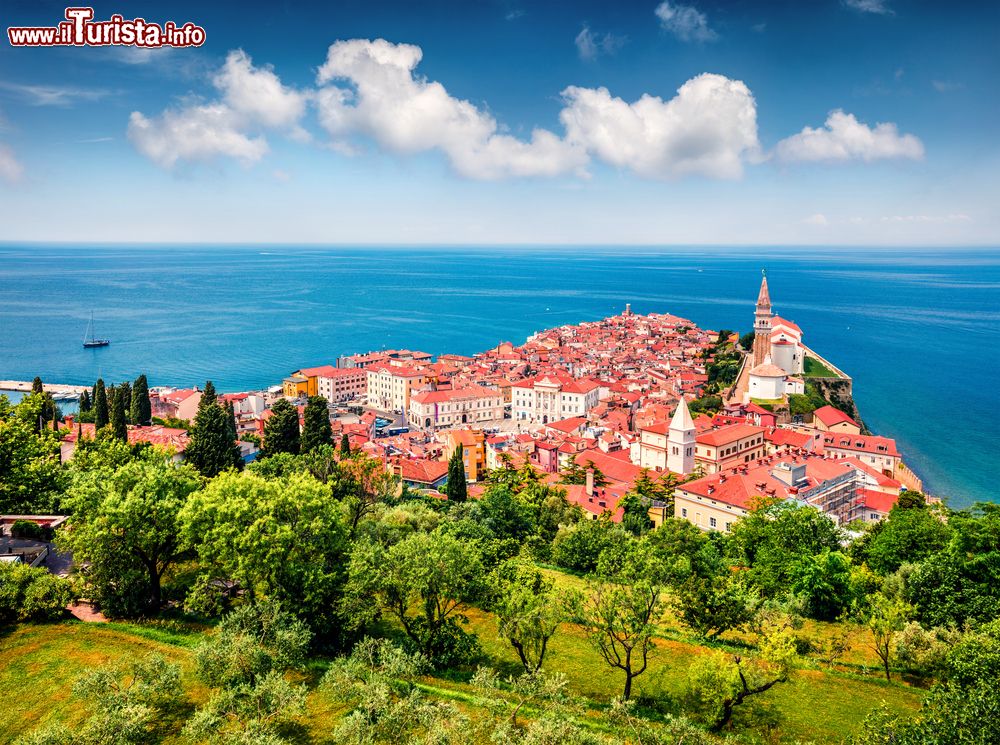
[1,390,999,743]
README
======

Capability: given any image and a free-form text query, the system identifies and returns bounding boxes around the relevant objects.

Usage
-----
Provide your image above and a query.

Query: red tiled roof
[697,423,765,447]
[813,405,859,428]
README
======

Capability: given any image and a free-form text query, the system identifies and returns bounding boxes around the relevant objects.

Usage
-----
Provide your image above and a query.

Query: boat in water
[82,312,110,348]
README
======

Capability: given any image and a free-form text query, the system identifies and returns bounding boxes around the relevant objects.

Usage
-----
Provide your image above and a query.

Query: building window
[709,517,717,528]
[681,508,687,518]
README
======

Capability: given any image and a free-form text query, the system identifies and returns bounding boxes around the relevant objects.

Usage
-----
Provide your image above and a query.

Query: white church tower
[667,396,696,476]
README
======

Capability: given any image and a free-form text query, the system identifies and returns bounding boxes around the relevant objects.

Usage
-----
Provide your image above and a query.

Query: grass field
[803,356,839,378]
[0,593,925,745]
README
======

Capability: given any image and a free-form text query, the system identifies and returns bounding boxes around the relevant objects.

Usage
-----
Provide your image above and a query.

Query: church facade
[751,272,805,376]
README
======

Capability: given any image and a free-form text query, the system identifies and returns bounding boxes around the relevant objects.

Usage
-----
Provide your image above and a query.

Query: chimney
[586,468,595,497]
[65,414,74,428]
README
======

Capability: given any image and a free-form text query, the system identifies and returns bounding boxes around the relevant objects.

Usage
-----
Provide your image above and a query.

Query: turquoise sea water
[1,244,997,506]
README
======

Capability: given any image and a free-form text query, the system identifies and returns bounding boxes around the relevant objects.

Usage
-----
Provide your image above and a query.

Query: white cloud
[774,109,923,163]
[803,213,829,226]
[0,81,111,107]
[654,2,718,42]
[214,50,306,129]
[932,80,963,93]
[0,144,23,183]
[128,105,267,168]
[314,39,587,180]
[843,0,893,15]
[128,50,305,168]
[575,25,627,60]
[559,73,760,179]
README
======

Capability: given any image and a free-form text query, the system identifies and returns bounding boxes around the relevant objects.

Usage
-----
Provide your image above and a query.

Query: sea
[1,244,997,507]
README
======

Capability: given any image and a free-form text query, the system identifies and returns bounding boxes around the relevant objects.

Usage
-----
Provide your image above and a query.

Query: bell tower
[667,396,696,476]
[752,269,773,367]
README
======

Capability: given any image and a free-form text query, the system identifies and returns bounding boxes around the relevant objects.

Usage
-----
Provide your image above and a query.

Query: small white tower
[667,396,696,476]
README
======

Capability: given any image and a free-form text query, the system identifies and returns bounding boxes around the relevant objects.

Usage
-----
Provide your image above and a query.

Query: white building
[366,364,428,413]
[512,374,601,424]
[317,367,368,403]
[747,358,804,401]
[635,397,695,475]
[409,385,504,430]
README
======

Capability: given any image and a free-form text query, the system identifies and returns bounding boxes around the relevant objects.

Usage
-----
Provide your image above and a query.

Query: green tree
[184,601,310,745]
[790,550,854,621]
[571,540,667,699]
[551,518,626,574]
[109,387,128,441]
[300,395,332,453]
[31,376,43,394]
[340,432,351,458]
[321,637,464,745]
[0,397,65,513]
[648,519,758,640]
[180,470,351,640]
[225,400,237,444]
[130,374,151,425]
[739,331,755,351]
[852,493,951,576]
[347,529,483,664]
[445,444,468,502]
[852,620,1000,744]
[16,654,184,745]
[560,454,609,487]
[185,382,241,478]
[0,563,74,625]
[93,378,109,430]
[476,484,535,541]
[339,452,400,535]
[261,398,300,457]
[683,626,796,732]
[78,389,91,413]
[727,499,842,599]
[904,505,1000,627]
[60,450,201,615]
[855,592,912,682]
[488,559,565,673]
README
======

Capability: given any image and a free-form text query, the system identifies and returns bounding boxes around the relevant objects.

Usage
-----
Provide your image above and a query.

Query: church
[747,272,805,401]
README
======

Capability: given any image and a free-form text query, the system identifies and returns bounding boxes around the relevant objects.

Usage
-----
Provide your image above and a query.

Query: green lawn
[0,589,925,745]
[803,356,839,378]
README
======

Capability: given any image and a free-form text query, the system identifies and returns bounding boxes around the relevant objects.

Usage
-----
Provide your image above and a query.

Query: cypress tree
[94,378,109,430]
[118,381,132,420]
[110,387,128,441]
[202,380,217,407]
[339,432,351,458]
[31,376,43,394]
[300,396,333,453]
[185,391,240,477]
[445,444,468,502]
[225,401,238,444]
[78,389,91,412]
[262,398,300,457]
[131,374,151,425]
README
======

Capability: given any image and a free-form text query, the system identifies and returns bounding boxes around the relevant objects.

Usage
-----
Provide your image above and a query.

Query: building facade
[512,374,601,424]
[408,385,504,430]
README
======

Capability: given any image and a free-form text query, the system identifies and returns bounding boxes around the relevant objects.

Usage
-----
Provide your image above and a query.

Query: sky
[0,0,997,246]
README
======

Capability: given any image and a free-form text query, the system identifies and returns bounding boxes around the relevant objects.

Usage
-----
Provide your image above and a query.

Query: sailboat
[82,312,110,348]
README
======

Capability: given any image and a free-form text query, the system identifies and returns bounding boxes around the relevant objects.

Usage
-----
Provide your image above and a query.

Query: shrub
[10,520,50,541]
[0,563,74,624]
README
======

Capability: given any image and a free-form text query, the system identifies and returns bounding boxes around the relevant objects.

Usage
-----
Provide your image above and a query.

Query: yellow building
[282,375,310,398]
[440,429,486,483]
[282,364,339,398]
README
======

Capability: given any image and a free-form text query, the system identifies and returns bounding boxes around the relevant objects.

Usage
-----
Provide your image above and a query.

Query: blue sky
[0,0,997,245]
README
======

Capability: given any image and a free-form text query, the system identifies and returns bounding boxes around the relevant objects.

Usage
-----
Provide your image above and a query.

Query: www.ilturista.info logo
[7,7,205,48]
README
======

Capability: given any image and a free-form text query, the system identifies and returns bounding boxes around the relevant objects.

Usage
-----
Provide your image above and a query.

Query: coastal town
[51,273,924,535]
